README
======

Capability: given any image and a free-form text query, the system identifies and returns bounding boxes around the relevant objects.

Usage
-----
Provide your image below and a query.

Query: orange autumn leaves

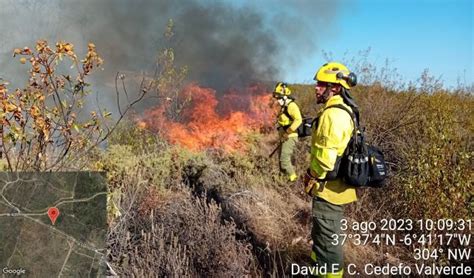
[1,40,105,170]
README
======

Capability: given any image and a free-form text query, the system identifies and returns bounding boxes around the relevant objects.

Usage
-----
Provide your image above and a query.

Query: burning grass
[137,83,276,152]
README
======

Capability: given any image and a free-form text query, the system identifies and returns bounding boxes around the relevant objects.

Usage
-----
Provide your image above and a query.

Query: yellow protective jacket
[278,101,302,138]
[309,95,357,205]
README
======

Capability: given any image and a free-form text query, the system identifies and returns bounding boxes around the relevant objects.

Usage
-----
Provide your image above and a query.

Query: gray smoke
[0,0,341,93]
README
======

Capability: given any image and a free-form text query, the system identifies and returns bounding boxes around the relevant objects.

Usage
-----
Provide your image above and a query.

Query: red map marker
[47,207,60,225]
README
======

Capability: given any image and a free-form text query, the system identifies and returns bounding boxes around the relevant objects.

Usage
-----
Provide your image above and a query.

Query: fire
[139,83,276,152]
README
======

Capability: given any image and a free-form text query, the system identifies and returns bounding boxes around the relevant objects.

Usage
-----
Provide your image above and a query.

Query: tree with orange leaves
[0,40,145,171]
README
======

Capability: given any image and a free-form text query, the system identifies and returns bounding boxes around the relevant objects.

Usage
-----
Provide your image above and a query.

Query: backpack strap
[281,100,291,118]
[323,104,358,128]
[281,100,303,119]
[323,104,361,146]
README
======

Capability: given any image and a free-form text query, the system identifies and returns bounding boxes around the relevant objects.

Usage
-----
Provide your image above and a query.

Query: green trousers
[311,198,344,274]
[279,136,298,177]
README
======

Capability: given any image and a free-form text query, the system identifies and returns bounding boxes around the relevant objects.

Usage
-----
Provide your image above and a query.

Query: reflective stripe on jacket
[278,101,302,138]
[310,95,357,205]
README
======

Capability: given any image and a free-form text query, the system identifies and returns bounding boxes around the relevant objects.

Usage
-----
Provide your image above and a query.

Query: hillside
[104,84,473,276]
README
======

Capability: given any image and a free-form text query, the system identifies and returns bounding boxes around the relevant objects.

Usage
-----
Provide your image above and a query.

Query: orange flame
[139,83,276,152]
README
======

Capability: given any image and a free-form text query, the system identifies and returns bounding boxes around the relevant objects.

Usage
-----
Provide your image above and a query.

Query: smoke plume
[0,0,341,90]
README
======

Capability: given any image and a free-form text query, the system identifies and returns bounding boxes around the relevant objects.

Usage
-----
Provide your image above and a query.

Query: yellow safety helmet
[314,62,357,89]
[273,82,291,97]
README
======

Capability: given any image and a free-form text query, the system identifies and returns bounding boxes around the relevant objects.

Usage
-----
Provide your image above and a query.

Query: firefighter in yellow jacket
[302,62,357,278]
[273,82,302,182]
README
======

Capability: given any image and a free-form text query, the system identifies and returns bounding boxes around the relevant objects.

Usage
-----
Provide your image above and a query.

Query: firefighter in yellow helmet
[273,82,302,182]
[302,62,358,278]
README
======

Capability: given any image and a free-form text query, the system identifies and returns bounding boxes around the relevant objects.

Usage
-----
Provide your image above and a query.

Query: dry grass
[103,72,473,275]
[225,186,308,250]
[108,180,255,277]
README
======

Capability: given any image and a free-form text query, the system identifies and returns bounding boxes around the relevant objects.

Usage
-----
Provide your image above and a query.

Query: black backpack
[297,117,314,138]
[281,101,314,138]
[320,104,388,188]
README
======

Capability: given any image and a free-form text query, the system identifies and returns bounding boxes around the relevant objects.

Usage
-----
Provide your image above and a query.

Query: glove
[302,169,324,196]
[283,128,294,139]
[278,127,290,139]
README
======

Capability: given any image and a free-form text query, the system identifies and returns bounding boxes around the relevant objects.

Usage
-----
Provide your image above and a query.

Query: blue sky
[0,0,471,90]
[282,0,473,88]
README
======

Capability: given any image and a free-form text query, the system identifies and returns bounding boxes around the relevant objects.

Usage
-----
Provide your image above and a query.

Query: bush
[1,41,104,171]
[108,184,255,277]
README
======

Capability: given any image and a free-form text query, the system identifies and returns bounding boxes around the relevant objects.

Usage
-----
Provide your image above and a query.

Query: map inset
[0,172,107,277]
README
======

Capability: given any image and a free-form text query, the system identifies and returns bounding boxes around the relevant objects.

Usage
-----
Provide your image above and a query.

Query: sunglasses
[315,81,330,87]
